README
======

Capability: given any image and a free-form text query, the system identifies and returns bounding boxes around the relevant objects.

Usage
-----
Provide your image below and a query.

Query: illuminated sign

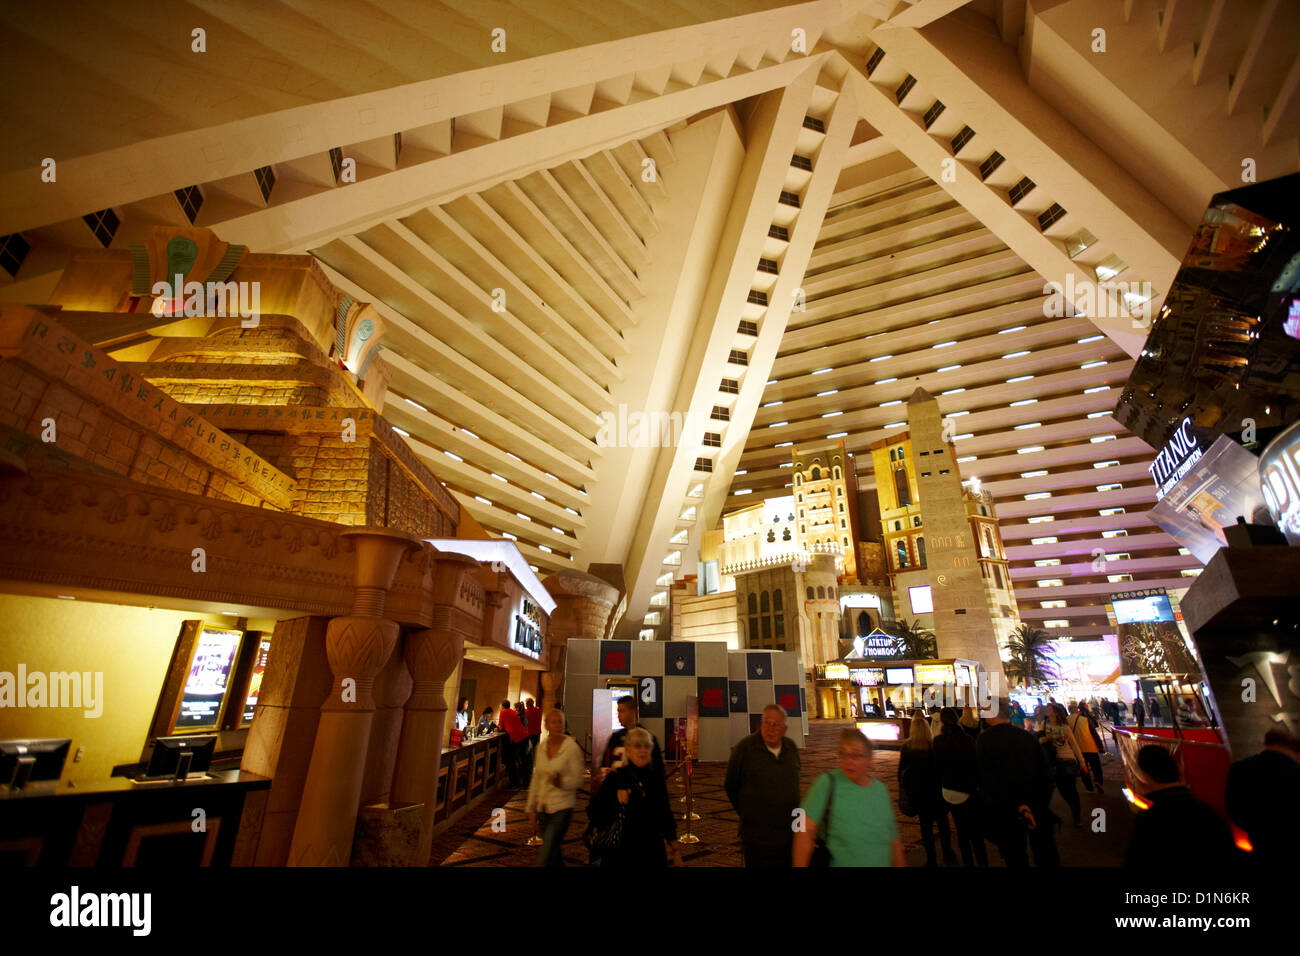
[839,593,882,610]
[851,667,885,686]
[824,664,849,680]
[176,626,242,731]
[915,664,955,684]
[955,663,974,687]
[909,585,934,615]
[1148,435,1262,563]
[1260,420,1300,545]
[885,667,914,685]
[1150,417,1203,499]
[241,637,272,725]
[856,720,902,741]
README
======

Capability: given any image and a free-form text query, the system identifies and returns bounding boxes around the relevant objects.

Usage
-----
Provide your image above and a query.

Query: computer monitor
[143,735,217,781]
[0,739,71,790]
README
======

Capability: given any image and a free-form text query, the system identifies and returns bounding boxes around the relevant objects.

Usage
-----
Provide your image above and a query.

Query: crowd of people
[479,691,1297,868]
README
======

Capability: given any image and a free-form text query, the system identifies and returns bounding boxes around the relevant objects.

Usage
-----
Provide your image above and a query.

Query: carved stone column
[288,528,418,866]
[390,626,462,865]
[542,569,624,708]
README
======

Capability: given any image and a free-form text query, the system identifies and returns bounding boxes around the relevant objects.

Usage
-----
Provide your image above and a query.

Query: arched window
[842,535,850,548]
[917,536,926,566]
[894,467,911,507]
[829,587,835,599]
[817,586,826,599]
[839,503,845,513]
[799,509,805,518]
[812,466,822,480]
[837,486,843,496]
[896,540,909,569]
[841,519,847,529]
[760,591,770,613]
[889,448,897,462]
[773,590,783,612]
[857,610,870,636]
[747,593,757,614]
[833,465,842,479]
[794,474,802,486]
[775,616,785,641]
[806,587,814,600]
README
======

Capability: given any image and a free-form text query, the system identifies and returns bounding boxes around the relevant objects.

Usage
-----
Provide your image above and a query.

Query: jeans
[536,808,573,867]
[986,804,1059,868]
[1082,752,1103,789]
[945,796,988,867]
[1053,758,1081,824]
[917,805,954,866]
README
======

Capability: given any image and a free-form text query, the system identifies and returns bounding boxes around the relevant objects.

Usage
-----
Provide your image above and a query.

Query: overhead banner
[1147,435,1263,563]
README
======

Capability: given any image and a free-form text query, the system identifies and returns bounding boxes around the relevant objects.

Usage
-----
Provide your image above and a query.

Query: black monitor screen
[144,735,217,779]
[1,738,71,788]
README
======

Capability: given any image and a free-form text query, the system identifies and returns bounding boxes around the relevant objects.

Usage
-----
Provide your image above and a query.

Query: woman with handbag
[898,714,955,867]
[583,727,681,867]
[1040,703,1091,826]
[933,707,988,867]
[525,709,584,867]
[793,728,904,867]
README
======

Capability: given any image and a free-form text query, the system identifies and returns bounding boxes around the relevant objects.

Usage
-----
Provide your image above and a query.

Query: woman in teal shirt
[794,728,905,867]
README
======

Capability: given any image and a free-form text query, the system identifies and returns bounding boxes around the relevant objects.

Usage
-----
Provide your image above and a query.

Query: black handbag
[583,804,626,860]
[810,773,835,867]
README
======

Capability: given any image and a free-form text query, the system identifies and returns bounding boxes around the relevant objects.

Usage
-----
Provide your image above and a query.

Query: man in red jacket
[498,701,531,788]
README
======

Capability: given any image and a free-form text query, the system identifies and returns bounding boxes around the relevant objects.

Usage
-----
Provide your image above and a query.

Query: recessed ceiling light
[1078,335,1104,343]
[734,469,748,476]
[392,426,410,437]
[736,489,753,495]
[490,473,508,482]
[875,377,897,385]
[771,421,788,427]
[1084,386,1109,394]
[1081,360,1107,369]
[884,421,905,429]
[953,432,973,441]
[957,455,977,463]
[812,367,834,375]
[404,398,427,411]
[948,410,969,417]
[817,389,838,396]
[933,341,957,349]
[1010,399,1037,406]
[870,355,892,362]
[444,451,463,461]
[531,491,546,500]
[822,411,842,417]
[763,400,783,407]
[938,364,961,372]
[1008,375,1033,383]
[827,432,848,438]
[999,326,1026,334]
[880,400,901,407]
[1014,422,1042,430]
[1087,411,1109,418]
[507,452,523,462]
[1003,350,1030,359]
[475,496,492,505]
[942,387,965,395]
[776,441,793,447]
[1017,445,1045,454]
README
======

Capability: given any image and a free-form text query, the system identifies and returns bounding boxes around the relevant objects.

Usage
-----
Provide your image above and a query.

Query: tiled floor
[429,720,1130,867]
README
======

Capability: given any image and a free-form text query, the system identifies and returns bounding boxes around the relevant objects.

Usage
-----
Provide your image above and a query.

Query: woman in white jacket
[525,709,585,866]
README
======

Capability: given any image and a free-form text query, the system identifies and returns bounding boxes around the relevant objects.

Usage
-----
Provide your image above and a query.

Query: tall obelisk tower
[904,386,1007,685]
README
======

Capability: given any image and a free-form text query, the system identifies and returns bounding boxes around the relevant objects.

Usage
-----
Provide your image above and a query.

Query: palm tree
[1003,623,1058,688]
[881,618,938,659]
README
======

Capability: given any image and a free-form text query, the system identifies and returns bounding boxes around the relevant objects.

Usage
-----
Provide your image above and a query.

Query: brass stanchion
[677,743,700,842]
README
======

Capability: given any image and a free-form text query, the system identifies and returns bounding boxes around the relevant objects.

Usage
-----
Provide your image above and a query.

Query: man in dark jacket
[1127,744,1237,867]
[1225,729,1300,864]
[1132,697,1146,732]
[724,704,801,867]
[976,698,1058,867]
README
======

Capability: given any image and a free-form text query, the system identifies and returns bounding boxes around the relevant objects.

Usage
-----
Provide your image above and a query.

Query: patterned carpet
[428,720,1127,867]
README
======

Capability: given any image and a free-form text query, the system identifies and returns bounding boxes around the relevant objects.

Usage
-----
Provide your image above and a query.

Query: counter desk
[433,732,509,834]
[0,769,270,866]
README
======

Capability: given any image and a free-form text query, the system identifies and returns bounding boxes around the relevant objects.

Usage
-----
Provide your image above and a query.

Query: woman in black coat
[586,727,680,867]
[898,713,955,866]
[932,707,988,866]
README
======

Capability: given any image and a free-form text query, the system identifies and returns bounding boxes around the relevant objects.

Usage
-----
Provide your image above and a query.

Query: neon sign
[1149,417,1203,499]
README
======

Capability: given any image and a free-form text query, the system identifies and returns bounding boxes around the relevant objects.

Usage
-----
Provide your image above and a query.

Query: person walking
[1132,697,1146,733]
[724,704,802,867]
[794,728,904,867]
[1040,703,1091,825]
[585,727,680,867]
[1068,702,1104,794]
[1009,700,1026,729]
[1147,696,1162,727]
[498,700,531,788]
[1225,729,1300,865]
[933,708,987,867]
[1031,699,1048,734]
[976,698,1058,867]
[899,714,955,866]
[1126,744,1237,868]
[525,697,543,759]
[525,709,584,867]
[602,695,664,778]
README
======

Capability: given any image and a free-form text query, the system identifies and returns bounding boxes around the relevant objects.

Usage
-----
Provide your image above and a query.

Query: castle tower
[791,438,861,583]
